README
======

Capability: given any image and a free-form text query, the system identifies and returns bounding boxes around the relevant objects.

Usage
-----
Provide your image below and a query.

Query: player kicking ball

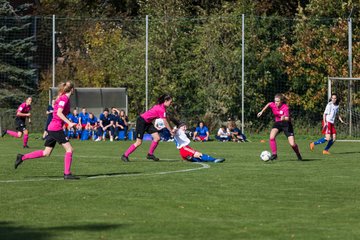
[173,121,225,163]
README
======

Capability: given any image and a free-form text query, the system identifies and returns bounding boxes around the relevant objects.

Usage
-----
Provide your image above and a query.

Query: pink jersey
[48,94,71,131]
[268,102,289,122]
[140,103,166,123]
[16,102,31,120]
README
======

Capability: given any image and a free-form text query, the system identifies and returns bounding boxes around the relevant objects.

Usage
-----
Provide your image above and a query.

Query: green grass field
[1,135,360,240]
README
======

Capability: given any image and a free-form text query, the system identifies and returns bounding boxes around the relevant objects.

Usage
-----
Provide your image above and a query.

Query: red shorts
[196,136,207,141]
[322,121,336,135]
[179,146,197,160]
[81,124,87,129]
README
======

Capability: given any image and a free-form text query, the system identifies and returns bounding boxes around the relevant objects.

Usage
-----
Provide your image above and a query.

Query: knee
[43,150,51,157]
[134,141,142,147]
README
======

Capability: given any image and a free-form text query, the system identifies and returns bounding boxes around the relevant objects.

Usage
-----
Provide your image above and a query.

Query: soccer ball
[260,151,272,161]
[154,118,166,130]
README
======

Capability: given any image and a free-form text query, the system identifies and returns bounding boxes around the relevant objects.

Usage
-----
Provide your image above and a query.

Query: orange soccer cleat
[322,150,330,155]
[309,142,315,151]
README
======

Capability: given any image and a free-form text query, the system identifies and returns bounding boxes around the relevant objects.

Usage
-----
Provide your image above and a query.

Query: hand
[280,116,285,121]
[69,122,76,128]
[27,113,31,117]
[257,112,262,118]
[170,129,175,136]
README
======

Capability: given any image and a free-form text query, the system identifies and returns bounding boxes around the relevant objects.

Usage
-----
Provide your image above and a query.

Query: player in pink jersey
[257,93,302,161]
[2,97,32,148]
[14,81,80,180]
[121,94,173,162]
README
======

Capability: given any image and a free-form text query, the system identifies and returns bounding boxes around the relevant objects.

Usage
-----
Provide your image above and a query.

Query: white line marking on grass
[0,154,210,183]
[87,162,210,179]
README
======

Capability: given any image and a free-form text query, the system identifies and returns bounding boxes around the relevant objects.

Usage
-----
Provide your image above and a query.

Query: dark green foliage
[0,0,37,111]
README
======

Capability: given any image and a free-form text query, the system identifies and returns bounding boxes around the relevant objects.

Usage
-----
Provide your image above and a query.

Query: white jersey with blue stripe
[174,128,190,149]
[324,102,339,124]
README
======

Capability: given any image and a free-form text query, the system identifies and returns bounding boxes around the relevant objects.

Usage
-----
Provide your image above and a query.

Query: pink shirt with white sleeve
[268,102,289,122]
[140,103,166,123]
[47,94,71,131]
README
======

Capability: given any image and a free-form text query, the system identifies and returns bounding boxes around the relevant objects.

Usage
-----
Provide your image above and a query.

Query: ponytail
[57,81,74,97]
[157,94,172,104]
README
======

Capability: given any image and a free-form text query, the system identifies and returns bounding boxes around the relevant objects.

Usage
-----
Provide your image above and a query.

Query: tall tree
[0,0,37,110]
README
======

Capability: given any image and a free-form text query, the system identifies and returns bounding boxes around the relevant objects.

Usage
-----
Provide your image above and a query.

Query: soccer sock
[324,139,334,151]
[64,152,73,175]
[200,154,216,162]
[22,150,44,161]
[124,144,136,157]
[314,137,327,145]
[148,141,159,155]
[23,134,29,146]
[7,130,19,138]
[291,144,300,154]
[269,138,277,155]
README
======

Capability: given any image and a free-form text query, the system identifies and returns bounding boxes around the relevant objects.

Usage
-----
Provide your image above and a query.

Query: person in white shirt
[173,121,225,163]
[215,126,231,142]
[310,93,346,154]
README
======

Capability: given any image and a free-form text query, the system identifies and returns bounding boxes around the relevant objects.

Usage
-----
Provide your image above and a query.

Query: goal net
[328,77,360,139]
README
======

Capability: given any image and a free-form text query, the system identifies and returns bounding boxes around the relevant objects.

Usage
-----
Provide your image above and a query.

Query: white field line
[0,154,210,183]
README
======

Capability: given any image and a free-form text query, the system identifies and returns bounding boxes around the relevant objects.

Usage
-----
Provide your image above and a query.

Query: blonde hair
[57,81,74,97]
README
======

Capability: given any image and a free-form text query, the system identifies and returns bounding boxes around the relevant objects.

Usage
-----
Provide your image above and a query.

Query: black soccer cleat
[23,145,29,148]
[121,154,130,162]
[15,154,24,169]
[64,174,80,180]
[269,154,278,161]
[146,154,159,161]
[296,153,303,161]
[1,130,6,137]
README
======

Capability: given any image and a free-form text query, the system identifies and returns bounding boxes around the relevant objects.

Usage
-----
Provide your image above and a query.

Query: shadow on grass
[266,158,321,163]
[0,221,125,240]
[28,172,143,179]
[335,151,360,155]
[78,172,142,177]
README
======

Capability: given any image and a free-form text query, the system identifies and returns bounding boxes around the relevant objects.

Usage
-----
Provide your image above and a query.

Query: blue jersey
[46,105,54,123]
[79,112,90,124]
[117,116,128,127]
[232,127,242,135]
[110,114,119,125]
[99,113,112,126]
[88,116,98,126]
[67,113,80,124]
[195,126,209,137]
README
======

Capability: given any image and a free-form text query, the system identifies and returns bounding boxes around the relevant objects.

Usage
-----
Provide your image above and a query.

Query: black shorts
[44,130,69,148]
[15,117,27,132]
[135,116,158,140]
[272,121,294,137]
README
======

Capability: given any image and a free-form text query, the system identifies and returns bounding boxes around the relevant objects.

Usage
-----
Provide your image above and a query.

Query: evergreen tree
[0,0,37,110]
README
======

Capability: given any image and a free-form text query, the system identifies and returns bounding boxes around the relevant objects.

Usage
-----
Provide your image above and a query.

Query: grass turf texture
[1,136,360,240]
